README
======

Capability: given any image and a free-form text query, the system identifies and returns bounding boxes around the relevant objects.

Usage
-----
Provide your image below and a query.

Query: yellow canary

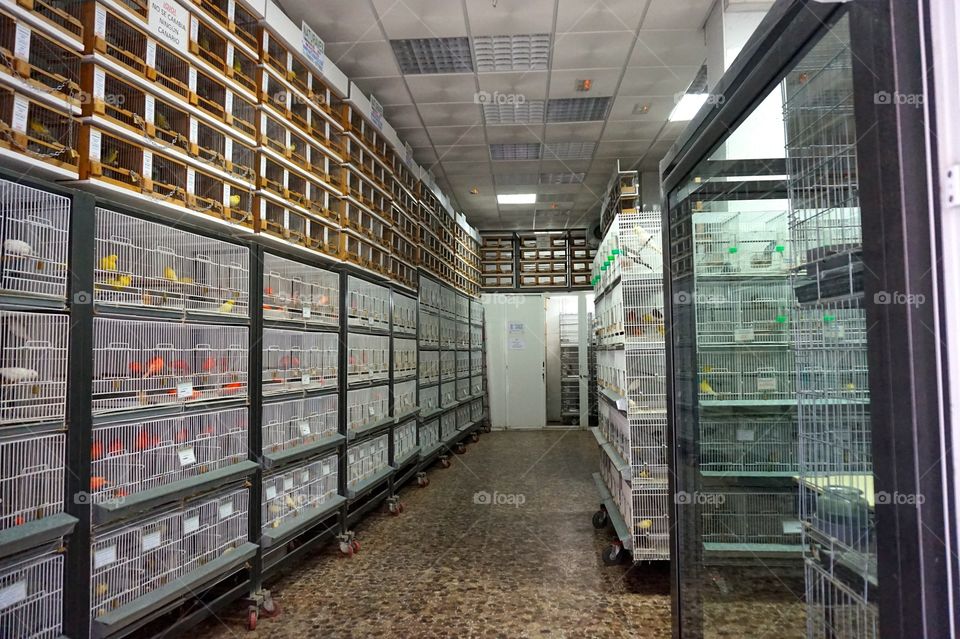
[155,112,170,130]
[638,519,653,530]
[284,495,297,509]
[844,382,856,391]
[102,147,119,167]
[272,519,280,528]
[106,275,131,290]
[229,194,241,207]
[233,59,243,74]
[179,276,194,284]
[163,266,177,281]
[100,254,118,271]
[286,144,297,154]
[95,583,109,596]
[699,379,716,395]
[29,119,54,142]
[218,299,235,314]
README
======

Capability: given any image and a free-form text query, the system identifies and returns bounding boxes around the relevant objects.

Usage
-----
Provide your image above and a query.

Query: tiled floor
[194,430,672,638]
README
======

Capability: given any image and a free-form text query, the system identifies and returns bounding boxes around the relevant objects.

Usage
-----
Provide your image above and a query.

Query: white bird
[0,367,39,383]
[3,239,32,256]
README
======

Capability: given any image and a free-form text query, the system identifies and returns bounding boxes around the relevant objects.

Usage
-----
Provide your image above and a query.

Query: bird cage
[625,349,666,413]
[470,398,483,422]
[440,409,456,441]
[262,394,338,455]
[805,560,878,638]
[90,488,248,621]
[455,295,469,320]
[0,15,82,105]
[222,184,254,227]
[0,310,69,424]
[419,312,439,347]
[346,333,389,383]
[189,18,229,76]
[0,91,80,173]
[262,253,338,326]
[698,349,795,402]
[440,287,456,317]
[439,351,455,381]
[227,46,258,95]
[393,339,417,380]
[261,30,291,79]
[346,384,389,433]
[262,328,338,396]
[420,419,440,451]
[262,454,338,532]
[346,433,388,490]
[192,120,228,171]
[341,233,390,276]
[152,41,191,101]
[285,168,308,209]
[192,68,227,122]
[0,431,65,530]
[81,125,144,191]
[0,544,65,639]
[0,180,70,300]
[455,379,470,402]
[230,2,259,51]
[92,318,248,413]
[187,166,229,218]
[695,281,792,346]
[91,5,149,76]
[259,71,290,118]
[455,322,469,349]
[393,419,417,465]
[226,91,258,139]
[439,318,455,348]
[393,293,418,336]
[94,208,250,316]
[700,415,798,474]
[419,351,438,385]
[470,299,483,325]
[455,351,469,378]
[470,325,482,350]
[84,65,147,135]
[392,379,416,417]
[147,92,191,152]
[631,489,670,560]
[419,384,438,413]
[90,407,247,503]
[455,404,469,429]
[194,0,231,28]
[346,276,390,329]
[471,375,483,396]
[440,381,455,408]
[469,350,482,373]
[142,149,188,205]
[700,490,802,549]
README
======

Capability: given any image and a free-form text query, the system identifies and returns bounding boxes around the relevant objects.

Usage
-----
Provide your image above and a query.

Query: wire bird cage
[805,559,878,638]
[92,318,248,413]
[0,310,68,424]
[392,379,417,417]
[440,410,456,441]
[419,384,439,413]
[346,385,389,433]
[456,377,470,401]
[393,338,417,380]
[94,209,249,316]
[695,281,793,345]
[419,350,439,385]
[262,395,338,455]
[90,408,247,503]
[419,312,439,347]
[346,434,389,490]
[693,211,791,276]
[393,294,418,336]
[440,381,455,408]
[439,318,456,349]
[470,398,483,422]
[700,415,798,474]
[698,348,796,402]
[262,455,338,532]
[559,313,580,420]
[439,351,455,381]
[0,544,64,639]
[262,328,338,395]
[420,419,440,451]
[346,276,390,330]
[346,333,389,383]
[455,404,469,429]
[90,488,248,620]
[0,432,64,531]
[455,350,469,378]
[262,253,338,325]
[700,490,803,549]
[0,180,70,300]
[469,349,482,374]
[471,374,483,396]
[393,420,417,464]
[455,322,469,349]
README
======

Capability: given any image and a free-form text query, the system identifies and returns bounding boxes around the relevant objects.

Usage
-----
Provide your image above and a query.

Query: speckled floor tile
[193,430,672,639]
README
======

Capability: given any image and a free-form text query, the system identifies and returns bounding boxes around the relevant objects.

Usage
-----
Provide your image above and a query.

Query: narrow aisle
[195,431,671,638]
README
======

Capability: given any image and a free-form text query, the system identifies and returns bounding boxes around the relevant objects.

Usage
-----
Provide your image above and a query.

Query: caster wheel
[247,608,258,631]
[602,543,625,566]
[417,476,430,487]
[261,597,280,618]
[440,457,451,468]
[455,443,466,454]
[592,510,609,529]
[470,432,480,443]
[351,539,361,553]
[389,502,401,516]
[398,502,405,513]
[339,541,354,556]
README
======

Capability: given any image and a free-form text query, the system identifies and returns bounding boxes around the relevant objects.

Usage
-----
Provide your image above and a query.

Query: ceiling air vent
[490,143,542,161]
[545,97,611,122]
[391,37,474,74]
[473,34,550,72]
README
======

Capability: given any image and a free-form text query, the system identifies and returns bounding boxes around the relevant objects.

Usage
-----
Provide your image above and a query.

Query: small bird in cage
[229,193,242,208]
[100,254,119,271]
[163,265,178,281]
[102,147,120,168]
[3,238,32,256]
[29,119,56,144]
[143,356,165,378]
[155,111,171,131]
[218,299,235,314]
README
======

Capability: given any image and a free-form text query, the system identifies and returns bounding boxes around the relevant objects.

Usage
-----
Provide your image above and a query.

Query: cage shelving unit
[559,312,581,423]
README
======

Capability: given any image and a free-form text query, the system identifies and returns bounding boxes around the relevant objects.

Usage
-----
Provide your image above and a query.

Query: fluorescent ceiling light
[497,193,537,204]
[669,93,709,121]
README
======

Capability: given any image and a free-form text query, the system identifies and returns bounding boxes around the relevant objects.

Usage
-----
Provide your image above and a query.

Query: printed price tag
[283,477,294,492]
[0,581,27,610]
[142,531,162,552]
[94,545,117,569]
[218,502,234,520]
[782,520,803,534]
[183,515,201,534]
[302,374,311,385]
[302,305,311,319]
[824,325,846,339]
[176,382,194,399]
[265,486,277,500]
[177,447,196,466]
[756,377,778,392]
[14,24,30,59]
[299,421,311,436]
[734,328,755,342]
[301,471,310,483]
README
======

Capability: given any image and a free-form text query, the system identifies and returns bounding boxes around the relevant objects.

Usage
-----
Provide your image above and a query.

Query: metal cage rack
[559,312,580,422]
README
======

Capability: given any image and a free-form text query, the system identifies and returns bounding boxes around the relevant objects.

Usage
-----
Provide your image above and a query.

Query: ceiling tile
[595,139,653,158]
[477,72,549,100]
[372,0,469,39]
[546,96,612,122]
[405,74,480,103]
[543,122,604,142]
[484,125,544,144]
[489,143,542,161]
[632,30,707,67]
[482,100,546,125]
[279,0,382,43]
[556,0,646,33]
[435,145,491,162]
[390,37,474,74]
[493,160,542,175]
[466,0,556,35]
[607,95,676,120]
[601,120,665,140]
[473,34,551,72]
[417,102,484,126]
[395,128,433,147]
[382,104,422,128]
[539,159,591,173]
[325,41,400,78]
[543,142,596,160]
[350,76,412,107]
[551,32,634,69]
[619,66,701,97]
[642,0,714,29]
[427,125,487,146]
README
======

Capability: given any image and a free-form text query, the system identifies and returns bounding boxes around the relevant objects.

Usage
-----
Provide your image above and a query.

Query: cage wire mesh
[262,253,338,325]
[393,419,418,464]
[0,544,64,639]
[0,310,69,424]
[346,333,389,383]
[393,379,417,416]
[559,313,580,419]
[262,454,338,532]
[420,419,440,451]
[261,395,338,455]
[346,276,390,330]
[346,434,389,490]
[0,180,70,300]
[0,432,65,530]
[346,384,389,433]
[262,328,338,395]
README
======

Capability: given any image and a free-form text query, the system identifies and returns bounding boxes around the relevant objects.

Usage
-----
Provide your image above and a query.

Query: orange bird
[128,362,143,375]
[143,356,165,377]
[90,476,109,491]
[223,381,243,394]
[171,359,190,374]
[201,357,217,373]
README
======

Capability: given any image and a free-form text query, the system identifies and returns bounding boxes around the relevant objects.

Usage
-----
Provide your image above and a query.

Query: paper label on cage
[189,118,199,143]
[0,581,27,610]
[186,168,196,194]
[734,328,755,343]
[756,377,777,391]
[224,91,233,113]
[92,68,107,100]
[142,530,162,552]
[183,515,200,534]
[299,421,311,436]
[782,520,803,535]
[188,67,198,92]
[348,452,355,464]
[89,129,102,161]
[823,325,846,339]
[302,305,311,319]
[144,94,155,122]
[218,502,234,519]
[321,463,330,475]
[302,374,311,385]
[142,151,153,178]
[145,40,156,67]
[736,428,755,442]
[94,545,117,569]
[176,381,194,399]
[94,5,107,36]
[13,24,31,60]
[10,96,28,133]
[283,477,294,492]
[368,405,376,417]
[265,485,277,500]
[177,447,196,466]
[301,471,311,483]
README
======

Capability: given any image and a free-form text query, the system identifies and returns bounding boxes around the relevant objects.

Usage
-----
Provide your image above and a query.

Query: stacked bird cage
[559,312,580,423]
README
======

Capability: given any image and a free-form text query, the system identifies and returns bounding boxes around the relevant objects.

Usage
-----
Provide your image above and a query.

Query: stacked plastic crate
[0,179,74,639]
[89,206,256,637]
[417,276,444,466]
[259,252,343,559]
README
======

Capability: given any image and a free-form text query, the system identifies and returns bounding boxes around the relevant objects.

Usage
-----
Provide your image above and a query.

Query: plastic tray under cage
[0,180,71,300]
[262,253,338,325]
[90,488,248,621]
[90,408,248,504]
[700,416,798,474]
[94,208,249,316]
[91,318,248,414]
[0,310,69,425]
[805,559,878,639]
[262,329,338,395]
[0,544,64,639]
[0,431,65,531]
[701,490,803,550]
[262,455,338,532]
[262,395,338,456]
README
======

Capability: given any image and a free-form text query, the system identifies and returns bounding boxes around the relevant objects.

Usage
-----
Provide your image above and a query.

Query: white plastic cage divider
[419,351,439,385]
[440,381,455,407]
[440,410,456,441]
[0,431,65,530]
[455,404,469,429]
[419,384,439,413]
[0,544,65,639]
[470,398,483,422]
[93,208,250,317]
[346,433,389,490]
[261,252,339,326]
[90,407,248,503]
[700,490,802,548]
[392,379,417,417]
[346,333,389,383]
[0,180,71,300]
[439,351,455,381]
[700,415,798,474]
[0,310,69,424]
[392,293,418,335]
[261,328,338,396]
[345,384,389,433]
[469,299,483,326]
[698,348,795,402]
[805,559,878,637]
[695,280,792,346]
[455,351,469,378]
[692,210,791,276]
[455,321,469,349]
[262,454,338,532]
[91,318,248,414]
[392,338,417,380]
[595,284,624,347]
[262,395,339,455]
[346,276,390,330]
[596,348,626,397]
[470,375,483,396]
[393,420,417,462]
[90,488,248,621]
[419,312,439,347]
[420,419,440,450]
